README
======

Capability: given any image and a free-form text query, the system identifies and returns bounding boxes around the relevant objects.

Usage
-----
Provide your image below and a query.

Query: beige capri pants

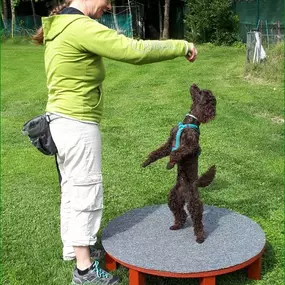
[49,115,103,259]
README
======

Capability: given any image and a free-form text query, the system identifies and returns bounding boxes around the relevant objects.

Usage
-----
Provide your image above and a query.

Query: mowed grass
[1,42,284,285]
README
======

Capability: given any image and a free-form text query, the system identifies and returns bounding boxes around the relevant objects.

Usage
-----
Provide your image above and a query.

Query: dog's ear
[198,90,216,123]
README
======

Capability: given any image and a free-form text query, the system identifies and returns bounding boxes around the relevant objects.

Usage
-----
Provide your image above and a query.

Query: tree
[185,0,240,45]
[9,0,41,37]
[1,0,8,28]
[112,5,120,33]
[30,0,37,29]
[10,0,20,38]
[162,0,170,39]
[158,0,163,38]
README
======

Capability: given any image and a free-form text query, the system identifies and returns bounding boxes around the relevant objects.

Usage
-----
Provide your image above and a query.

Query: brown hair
[32,0,72,45]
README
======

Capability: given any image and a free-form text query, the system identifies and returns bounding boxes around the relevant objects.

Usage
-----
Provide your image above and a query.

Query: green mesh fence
[0,15,42,37]
[99,12,133,38]
[233,0,284,42]
[0,11,133,38]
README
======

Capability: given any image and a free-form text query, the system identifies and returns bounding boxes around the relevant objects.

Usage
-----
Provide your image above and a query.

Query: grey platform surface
[102,205,266,274]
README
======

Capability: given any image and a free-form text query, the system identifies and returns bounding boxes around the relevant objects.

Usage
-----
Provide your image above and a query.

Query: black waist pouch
[22,114,58,156]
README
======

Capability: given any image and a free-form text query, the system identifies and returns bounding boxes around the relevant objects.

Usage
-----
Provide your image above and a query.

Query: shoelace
[92,261,110,279]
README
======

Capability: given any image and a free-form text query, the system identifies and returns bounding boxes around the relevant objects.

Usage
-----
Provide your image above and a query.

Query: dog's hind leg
[168,186,187,230]
[187,183,205,243]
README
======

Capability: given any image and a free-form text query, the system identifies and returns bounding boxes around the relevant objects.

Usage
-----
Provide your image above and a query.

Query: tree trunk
[162,0,170,39]
[30,0,37,29]
[11,4,15,38]
[1,0,8,28]
[127,0,133,37]
[112,5,120,33]
[158,0,163,38]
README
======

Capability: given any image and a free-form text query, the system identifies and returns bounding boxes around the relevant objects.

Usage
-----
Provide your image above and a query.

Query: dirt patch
[256,112,284,124]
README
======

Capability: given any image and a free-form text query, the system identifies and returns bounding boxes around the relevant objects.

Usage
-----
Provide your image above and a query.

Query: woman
[33,0,197,284]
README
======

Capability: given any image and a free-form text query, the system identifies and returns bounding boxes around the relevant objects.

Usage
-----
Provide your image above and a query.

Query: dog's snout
[190,84,201,96]
[190,84,200,101]
[191,84,199,90]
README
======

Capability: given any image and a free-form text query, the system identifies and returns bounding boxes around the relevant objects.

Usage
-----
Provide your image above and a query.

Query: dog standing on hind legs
[142,84,217,243]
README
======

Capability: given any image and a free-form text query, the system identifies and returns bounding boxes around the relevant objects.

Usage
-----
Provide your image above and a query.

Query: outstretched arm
[70,17,197,65]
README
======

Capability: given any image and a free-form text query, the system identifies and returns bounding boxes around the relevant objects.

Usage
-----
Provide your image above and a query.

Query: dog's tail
[197,165,216,188]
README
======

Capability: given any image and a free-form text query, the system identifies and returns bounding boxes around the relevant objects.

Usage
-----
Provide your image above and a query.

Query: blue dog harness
[172,122,200,152]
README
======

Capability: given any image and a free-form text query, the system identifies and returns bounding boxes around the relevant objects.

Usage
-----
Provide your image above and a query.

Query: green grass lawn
[1,42,284,285]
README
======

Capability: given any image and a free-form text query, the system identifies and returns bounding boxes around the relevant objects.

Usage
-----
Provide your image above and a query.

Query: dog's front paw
[141,159,151,167]
[166,161,175,169]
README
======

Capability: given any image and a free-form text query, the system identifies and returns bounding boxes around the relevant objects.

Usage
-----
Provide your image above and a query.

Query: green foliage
[1,34,32,44]
[10,0,39,8]
[185,0,241,45]
[10,0,20,9]
[245,42,285,83]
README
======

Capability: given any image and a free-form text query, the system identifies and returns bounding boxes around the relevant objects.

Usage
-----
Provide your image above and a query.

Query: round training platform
[102,204,265,278]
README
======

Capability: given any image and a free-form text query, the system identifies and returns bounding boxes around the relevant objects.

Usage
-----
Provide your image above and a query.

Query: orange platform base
[105,249,264,285]
[102,205,265,285]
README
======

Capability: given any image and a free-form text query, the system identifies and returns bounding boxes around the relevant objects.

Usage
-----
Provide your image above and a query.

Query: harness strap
[172,122,200,152]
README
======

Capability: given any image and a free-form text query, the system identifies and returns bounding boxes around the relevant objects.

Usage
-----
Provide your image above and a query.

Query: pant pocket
[70,174,103,211]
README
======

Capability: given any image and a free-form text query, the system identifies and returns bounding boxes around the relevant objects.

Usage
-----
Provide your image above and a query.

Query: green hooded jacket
[43,14,188,123]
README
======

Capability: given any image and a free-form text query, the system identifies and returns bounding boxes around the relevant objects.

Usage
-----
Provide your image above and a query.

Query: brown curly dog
[142,84,216,243]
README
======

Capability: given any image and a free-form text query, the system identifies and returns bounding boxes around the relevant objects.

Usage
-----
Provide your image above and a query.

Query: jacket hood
[42,15,85,42]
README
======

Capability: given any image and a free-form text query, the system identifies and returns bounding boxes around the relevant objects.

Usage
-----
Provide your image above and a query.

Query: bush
[245,41,284,83]
[1,34,33,44]
[185,0,241,45]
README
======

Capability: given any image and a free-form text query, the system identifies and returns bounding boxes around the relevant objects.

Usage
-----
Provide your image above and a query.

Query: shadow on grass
[207,177,231,192]
[262,241,278,275]
[205,193,282,221]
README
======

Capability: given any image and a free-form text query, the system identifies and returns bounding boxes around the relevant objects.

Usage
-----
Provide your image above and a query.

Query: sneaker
[72,260,120,285]
[63,247,105,261]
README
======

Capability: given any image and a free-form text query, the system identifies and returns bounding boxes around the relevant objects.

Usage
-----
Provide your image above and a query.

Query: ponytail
[49,0,72,16]
[32,0,72,45]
